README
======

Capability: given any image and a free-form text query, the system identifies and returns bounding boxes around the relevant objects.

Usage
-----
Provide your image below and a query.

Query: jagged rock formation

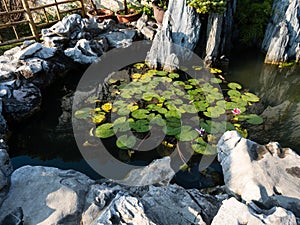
[146,0,201,71]
[0,132,299,225]
[262,0,300,64]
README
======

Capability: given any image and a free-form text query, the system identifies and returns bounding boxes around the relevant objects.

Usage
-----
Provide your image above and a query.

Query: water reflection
[229,49,300,153]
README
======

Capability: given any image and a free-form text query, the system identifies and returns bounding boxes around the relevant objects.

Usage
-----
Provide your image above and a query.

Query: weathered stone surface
[16,58,44,79]
[104,29,137,48]
[0,148,13,206]
[2,82,41,120]
[95,192,156,225]
[146,0,201,71]
[41,14,101,48]
[217,131,300,217]
[64,38,108,64]
[204,1,236,66]
[0,166,94,225]
[116,157,175,186]
[212,197,297,225]
[262,0,300,64]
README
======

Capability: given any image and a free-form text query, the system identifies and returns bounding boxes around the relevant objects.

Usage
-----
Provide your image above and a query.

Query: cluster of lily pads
[75,63,263,162]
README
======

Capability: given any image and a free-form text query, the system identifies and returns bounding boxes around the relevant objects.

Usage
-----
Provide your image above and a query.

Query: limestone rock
[64,39,107,64]
[16,58,44,79]
[262,0,300,64]
[104,29,137,48]
[141,185,206,225]
[2,82,41,120]
[0,166,94,225]
[146,0,201,70]
[217,131,300,217]
[0,207,23,225]
[212,197,297,225]
[116,157,175,186]
[0,148,13,206]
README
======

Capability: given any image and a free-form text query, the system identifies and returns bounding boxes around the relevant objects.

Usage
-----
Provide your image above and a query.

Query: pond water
[7,48,300,188]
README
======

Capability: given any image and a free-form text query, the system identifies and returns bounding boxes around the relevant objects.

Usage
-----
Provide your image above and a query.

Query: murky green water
[7,48,300,187]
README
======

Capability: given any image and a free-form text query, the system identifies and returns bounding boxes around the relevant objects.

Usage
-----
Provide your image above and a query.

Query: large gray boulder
[146,0,201,71]
[262,0,300,64]
[0,166,94,225]
[212,197,297,225]
[217,131,300,217]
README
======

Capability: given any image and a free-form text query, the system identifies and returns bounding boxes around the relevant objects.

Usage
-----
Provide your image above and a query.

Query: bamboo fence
[0,0,85,46]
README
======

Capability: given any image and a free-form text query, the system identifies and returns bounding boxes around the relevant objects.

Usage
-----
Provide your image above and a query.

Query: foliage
[187,0,227,14]
[235,0,274,46]
[75,63,263,166]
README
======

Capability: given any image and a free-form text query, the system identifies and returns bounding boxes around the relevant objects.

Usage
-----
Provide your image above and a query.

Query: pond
[7,48,300,189]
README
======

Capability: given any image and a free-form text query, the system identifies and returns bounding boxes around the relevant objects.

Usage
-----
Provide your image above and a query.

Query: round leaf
[95,123,114,138]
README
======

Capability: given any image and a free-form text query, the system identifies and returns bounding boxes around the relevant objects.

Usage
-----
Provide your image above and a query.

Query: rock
[141,26,156,40]
[16,58,44,79]
[262,0,300,64]
[95,192,156,225]
[0,55,18,82]
[136,13,148,30]
[116,157,175,186]
[146,0,201,71]
[104,29,137,48]
[2,82,41,120]
[13,42,43,60]
[64,38,108,64]
[217,131,300,217]
[0,166,94,225]
[204,1,236,66]
[211,197,297,225]
[141,185,206,225]
[0,148,13,206]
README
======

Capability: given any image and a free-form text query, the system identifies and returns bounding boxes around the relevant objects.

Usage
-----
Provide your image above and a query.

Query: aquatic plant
[75,63,263,164]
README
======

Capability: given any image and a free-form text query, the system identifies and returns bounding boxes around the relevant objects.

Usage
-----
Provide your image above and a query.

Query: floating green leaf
[156,71,168,76]
[176,126,198,141]
[210,78,222,83]
[179,104,198,114]
[113,117,132,132]
[75,107,93,119]
[241,92,260,102]
[130,119,150,132]
[116,135,136,149]
[168,73,180,78]
[95,123,114,138]
[238,114,264,125]
[131,109,149,119]
[228,82,242,90]
[92,113,106,124]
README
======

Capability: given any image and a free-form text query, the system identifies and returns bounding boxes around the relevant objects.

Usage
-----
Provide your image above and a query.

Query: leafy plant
[75,63,263,166]
[235,0,273,46]
[187,0,227,14]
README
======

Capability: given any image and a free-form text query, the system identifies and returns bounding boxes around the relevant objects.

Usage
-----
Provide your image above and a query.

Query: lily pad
[228,82,242,90]
[131,109,149,119]
[210,78,222,83]
[130,119,150,132]
[74,107,93,119]
[179,104,198,114]
[92,113,106,124]
[156,71,168,76]
[241,92,260,103]
[168,73,180,78]
[113,117,132,132]
[238,114,264,125]
[95,123,114,138]
[176,125,198,141]
[116,135,136,149]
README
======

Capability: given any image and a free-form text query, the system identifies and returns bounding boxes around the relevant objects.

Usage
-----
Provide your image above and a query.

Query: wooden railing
[0,0,85,46]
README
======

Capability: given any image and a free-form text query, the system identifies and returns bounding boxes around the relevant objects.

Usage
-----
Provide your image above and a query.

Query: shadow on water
[228,48,300,153]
